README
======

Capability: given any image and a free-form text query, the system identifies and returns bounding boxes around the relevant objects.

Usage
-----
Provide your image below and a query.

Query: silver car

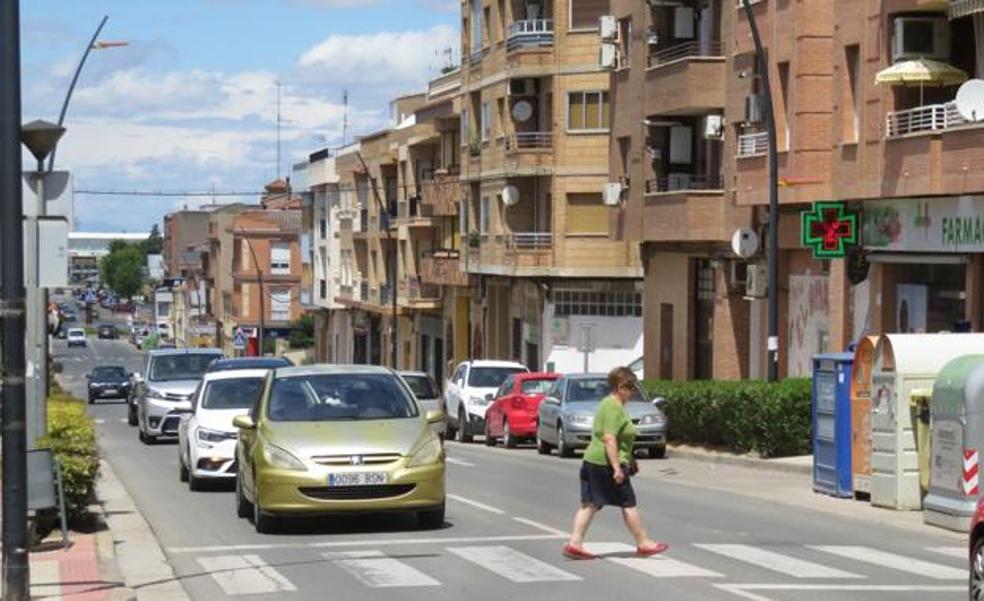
[399,371,445,437]
[133,348,224,443]
[536,373,667,459]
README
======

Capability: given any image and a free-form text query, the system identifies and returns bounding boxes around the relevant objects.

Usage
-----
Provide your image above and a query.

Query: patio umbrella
[875,58,970,104]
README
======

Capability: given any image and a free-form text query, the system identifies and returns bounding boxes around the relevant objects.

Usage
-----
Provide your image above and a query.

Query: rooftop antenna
[342,89,349,146]
[443,45,454,70]
[276,79,282,180]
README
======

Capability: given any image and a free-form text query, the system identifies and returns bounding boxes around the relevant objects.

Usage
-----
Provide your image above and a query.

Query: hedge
[38,394,100,526]
[642,378,813,458]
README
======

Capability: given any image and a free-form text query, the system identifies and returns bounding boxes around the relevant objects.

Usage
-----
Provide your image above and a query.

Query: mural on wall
[788,275,830,377]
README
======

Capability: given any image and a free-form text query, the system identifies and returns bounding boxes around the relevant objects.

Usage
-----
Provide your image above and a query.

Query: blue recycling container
[813,352,855,498]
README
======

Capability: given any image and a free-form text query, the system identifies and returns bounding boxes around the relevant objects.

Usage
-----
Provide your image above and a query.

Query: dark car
[205,356,293,373]
[61,308,77,322]
[86,365,132,404]
[56,323,69,339]
[97,324,119,339]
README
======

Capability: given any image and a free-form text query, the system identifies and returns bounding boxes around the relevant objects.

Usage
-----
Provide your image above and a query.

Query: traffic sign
[233,327,247,350]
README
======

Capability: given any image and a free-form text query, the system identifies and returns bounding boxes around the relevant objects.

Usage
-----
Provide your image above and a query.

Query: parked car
[206,356,293,373]
[178,369,268,490]
[484,372,560,448]
[131,348,225,442]
[971,497,984,597]
[86,365,132,404]
[97,324,118,339]
[399,371,444,437]
[233,365,446,533]
[66,328,87,348]
[444,360,529,443]
[536,373,667,459]
[56,323,69,339]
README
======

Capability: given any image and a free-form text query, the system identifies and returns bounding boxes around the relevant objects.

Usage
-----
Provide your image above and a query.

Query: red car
[484,372,559,448]
[971,497,984,597]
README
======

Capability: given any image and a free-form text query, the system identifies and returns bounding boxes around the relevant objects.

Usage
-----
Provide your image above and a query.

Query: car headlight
[146,389,167,401]
[196,427,229,445]
[640,414,666,426]
[262,444,306,471]
[567,414,593,425]
[407,437,444,468]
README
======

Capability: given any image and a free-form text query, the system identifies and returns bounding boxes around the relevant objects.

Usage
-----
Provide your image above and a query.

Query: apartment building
[610,0,984,380]
[163,210,211,278]
[456,0,643,374]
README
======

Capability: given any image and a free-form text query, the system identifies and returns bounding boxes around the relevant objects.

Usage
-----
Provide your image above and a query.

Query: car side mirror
[425,409,444,425]
[652,396,667,409]
[233,415,256,430]
[545,397,559,406]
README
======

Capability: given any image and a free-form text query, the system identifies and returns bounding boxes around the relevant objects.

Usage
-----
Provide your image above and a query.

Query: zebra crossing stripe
[810,545,965,580]
[696,544,862,579]
[448,545,581,583]
[584,543,722,578]
[927,546,967,559]
[196,554,297,595]
[323,551,440,588]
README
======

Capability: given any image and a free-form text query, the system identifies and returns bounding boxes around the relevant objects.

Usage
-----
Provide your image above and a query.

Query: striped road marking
[445,457,476,467]
[196,554,297,595]
[715,584,964,601]
[810,545,965,580]
[447,493,505,515]
[588,542,723,579]
[697,544,862,579]
[928,546,967,559]
[448,545,581,583]
[324,551,440,588]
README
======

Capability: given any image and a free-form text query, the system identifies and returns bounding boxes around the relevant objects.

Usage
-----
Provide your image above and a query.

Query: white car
[67,328,87,348]
[177,368,268,490]
[400,371,445,437]
[444,360,528,443]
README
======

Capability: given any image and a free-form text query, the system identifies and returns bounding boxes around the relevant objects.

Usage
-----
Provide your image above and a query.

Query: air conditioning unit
[745,263,767,298]
[599,15,618,41]
[892,16,950,63]
[508,78,535,96]
[603,182,626,206]
[745,94,762,124]
[728,260,749,291]
[600,43,618,70]
[703,115,725,139]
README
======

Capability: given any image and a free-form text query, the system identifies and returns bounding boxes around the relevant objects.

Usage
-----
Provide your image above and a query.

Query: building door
[421,334,430,375]
[660,303,674,379]
[434,337,445,386]
[354,332,367,364]
[693,260,714,380]
[526,341,539,372]
[369,316,382,365]
[512,318,522,363]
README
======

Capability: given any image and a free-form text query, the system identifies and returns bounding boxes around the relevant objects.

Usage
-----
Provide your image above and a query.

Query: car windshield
[267,373,419,422]
[566,378,649,403]
[68,329,84,337]
[208,358,291,372]
[92,367,126,379]
[149,354,221,382]
[201,377,264,410]
[521,378,556,395]
[403,375,438,399]
[468,367,525,388]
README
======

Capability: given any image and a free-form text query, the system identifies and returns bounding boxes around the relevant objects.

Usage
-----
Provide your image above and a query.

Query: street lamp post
[237,231,265,356]
[741,0,780,382]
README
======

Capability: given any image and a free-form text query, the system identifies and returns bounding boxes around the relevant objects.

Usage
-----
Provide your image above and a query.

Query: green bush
[39,395,100,525]
[643,378,813,458]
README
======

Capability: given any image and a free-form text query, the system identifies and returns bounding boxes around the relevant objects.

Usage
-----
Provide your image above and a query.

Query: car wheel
[557,424,574,458]
[536,429,551,455]
[139,429,156,445]
[179,457,189,483]
[483,421,496,447]
[253,482,277,534]
[417,503,445,530]
[235,475,252,519]
[503,420,517,449]
[127,404,138,427]
[188,472,201,492]
[87,394,95,405]
[456,409,473,443]
[649,445,666,460]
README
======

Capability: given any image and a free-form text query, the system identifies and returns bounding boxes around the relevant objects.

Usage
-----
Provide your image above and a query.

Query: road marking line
[168,534,565,554]
[715,583,964,601]
[119,419,129,424]
[445,457,476,467]
[810,545,965,580]
[511,517,567,536]
[323,550,440,588]
[928,546,966,559]
[447,493,505,515]
[697,544,862,579]
[586,542,722,578]
[448,545,580,583]
[196,554,297,595]
[94,419,105,425]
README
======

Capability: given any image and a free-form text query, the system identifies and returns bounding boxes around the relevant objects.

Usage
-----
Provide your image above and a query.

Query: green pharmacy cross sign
[800,201,859,259]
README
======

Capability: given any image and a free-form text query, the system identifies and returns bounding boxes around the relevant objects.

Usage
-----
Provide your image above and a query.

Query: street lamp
[740,0,780,382]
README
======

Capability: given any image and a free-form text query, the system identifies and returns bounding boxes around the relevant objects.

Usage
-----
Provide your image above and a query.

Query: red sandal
[562,544,597,560]
[637,542,670,557]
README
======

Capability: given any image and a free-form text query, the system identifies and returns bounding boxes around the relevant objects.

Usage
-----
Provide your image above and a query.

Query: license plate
[103,388,117,395]
[327,472,388,487]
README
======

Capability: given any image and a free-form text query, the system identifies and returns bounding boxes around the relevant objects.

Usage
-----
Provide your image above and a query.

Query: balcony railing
[507,19,554,51]
[401,277,441,302]
[512,232,553,249]
[885,101,968,138]
[420,250,469,287]
[508,132,553,151]
[648,40,723,68]
[737,132,769,157]
[645,175,724,194]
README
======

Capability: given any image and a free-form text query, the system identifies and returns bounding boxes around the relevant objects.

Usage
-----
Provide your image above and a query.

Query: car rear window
[92,367,126,378]
[403,375,438,399]
[521,379,555,395]
[567,378,649,403]
[201,377,264,410]
[467,367,526,388]
[268,373,419,422]
[149,353,222,382]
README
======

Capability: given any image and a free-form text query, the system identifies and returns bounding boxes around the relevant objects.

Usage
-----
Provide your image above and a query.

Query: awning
[952,0,984,19]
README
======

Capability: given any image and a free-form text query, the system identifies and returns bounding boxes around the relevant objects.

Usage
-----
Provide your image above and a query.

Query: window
[468,366,526,387]
[553,289,643,318]
[267,374,418,422]
[481,101,492,142]
[843,45,860,143]
[270,288,291,322]
[460,107,470,145]
[319,218,327,239]
[569,0,608,31]
[777,61,791,151]
[497,0,506,40]
[483,6,491,44]
[270,242,291,275]
[480,196,491,234]
[471,0,483,53]
[496,98,505,138]
[460,198,469,234]
[566,193,608,234]
[567,91,610,131]
[618,18,632,68]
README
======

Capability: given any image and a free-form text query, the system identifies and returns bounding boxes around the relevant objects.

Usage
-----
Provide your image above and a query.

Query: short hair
[608,366,637,392]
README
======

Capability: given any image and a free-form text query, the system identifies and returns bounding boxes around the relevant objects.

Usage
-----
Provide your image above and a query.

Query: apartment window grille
[270,288,291,322]
[567,91,610,132]
[270,243,291,275]
[553,290,643,318]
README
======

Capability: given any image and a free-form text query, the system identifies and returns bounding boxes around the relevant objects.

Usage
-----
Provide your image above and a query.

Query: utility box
[924,355,984,531]
[813,352,855,498]
[870,334,984,510]
[851,336,879,498]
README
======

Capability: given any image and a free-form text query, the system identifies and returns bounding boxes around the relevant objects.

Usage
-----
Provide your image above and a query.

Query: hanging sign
[801,201,860,259]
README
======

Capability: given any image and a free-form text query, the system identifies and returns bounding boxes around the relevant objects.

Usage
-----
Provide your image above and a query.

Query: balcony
[397,197,434,228]
[737,132,769,158]
[420,173,463,216]
[648,40,723,68]
[645,41,725,116]
[399,277,441,308]
[420,250,469,287]
[465,232,555,275]
[885,102,969,138]
[507,19,554,52]
[639,188,739,244]
[512,232,553,249]
[645,175,724,195]
[507,132,553,151]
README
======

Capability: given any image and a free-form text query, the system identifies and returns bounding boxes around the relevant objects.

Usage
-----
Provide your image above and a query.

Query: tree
[288,314,315,349]
[140,224,164,256]
[101,243,145,299]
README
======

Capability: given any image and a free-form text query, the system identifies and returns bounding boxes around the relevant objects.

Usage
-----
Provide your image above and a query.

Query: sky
[19,0,459,232]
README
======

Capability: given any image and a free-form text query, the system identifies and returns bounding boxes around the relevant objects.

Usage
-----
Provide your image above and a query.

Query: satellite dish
[731,228,759,259]
[511,100,533,123]
[501,185,520,207]
[956,79,984,122]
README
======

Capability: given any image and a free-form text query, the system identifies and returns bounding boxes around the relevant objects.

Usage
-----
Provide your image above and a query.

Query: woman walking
[562,366,668,560]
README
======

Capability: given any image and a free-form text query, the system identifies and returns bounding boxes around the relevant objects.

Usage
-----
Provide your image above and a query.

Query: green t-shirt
[583,395,636,466]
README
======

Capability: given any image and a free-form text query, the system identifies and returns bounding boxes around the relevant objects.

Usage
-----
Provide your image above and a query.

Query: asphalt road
[52,305,970,601]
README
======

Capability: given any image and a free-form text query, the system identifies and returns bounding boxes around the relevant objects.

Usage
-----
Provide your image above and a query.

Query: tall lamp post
[741,0,780,382]
[237,230,265,356]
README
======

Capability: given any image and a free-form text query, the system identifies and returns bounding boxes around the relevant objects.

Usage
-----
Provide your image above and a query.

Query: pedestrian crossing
[185,541,969,596]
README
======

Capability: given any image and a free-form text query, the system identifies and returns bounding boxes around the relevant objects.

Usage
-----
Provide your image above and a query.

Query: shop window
[553,289,643,318]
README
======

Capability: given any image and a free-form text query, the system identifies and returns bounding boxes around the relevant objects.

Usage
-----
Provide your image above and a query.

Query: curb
[667,446,813,476]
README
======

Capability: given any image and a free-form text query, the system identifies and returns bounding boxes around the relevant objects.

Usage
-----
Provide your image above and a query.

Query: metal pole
[47,15,108,172]
[1,0,31,597]
[34,159,49,441]
[241,233,264,356]
[742,0,780,382]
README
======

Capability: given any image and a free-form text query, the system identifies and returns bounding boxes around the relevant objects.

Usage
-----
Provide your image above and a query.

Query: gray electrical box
[23,218,69,288]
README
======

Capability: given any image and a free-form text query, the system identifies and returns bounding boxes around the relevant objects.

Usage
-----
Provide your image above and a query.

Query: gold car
[233,365,446,534]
